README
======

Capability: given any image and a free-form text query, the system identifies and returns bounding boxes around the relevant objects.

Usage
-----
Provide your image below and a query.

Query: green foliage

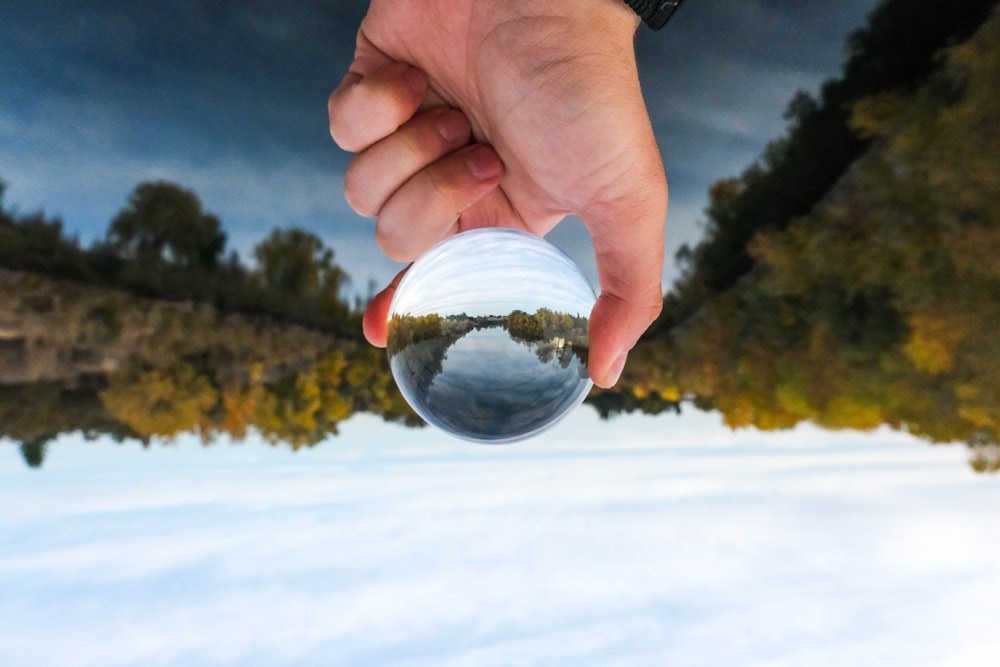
[0,270,417,465]
[19,437,48,468]
[6,0,1000,470]
[387,313,444,350]
[506,310,543,341]
[0,174,410,464]
[252,228,352,322]
[387,309,590,399]
[107,181,226,270]
[506,308,589,367]
[256,228,333,294]
[606,9,1000,473]
[660,0,998,331]
[0,182,97,283]
[0,178,359,335]
[101,362,219,438]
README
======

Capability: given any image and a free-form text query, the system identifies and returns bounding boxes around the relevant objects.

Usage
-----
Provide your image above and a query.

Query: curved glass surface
[387,229,596,443]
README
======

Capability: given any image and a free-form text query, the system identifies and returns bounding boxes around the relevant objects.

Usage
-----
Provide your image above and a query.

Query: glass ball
[387,228,596,443]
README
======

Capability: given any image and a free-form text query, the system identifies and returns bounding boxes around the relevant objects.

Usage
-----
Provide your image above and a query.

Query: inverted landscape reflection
[3,2,1000,666]
[1,1,999,474]
[386,229,595,443]
[390,323,591,443]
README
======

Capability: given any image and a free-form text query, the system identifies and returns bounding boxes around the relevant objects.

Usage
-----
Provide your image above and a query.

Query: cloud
[0,0,370,272]
[1,412,998,666]
[4,5,996,662]
[0,0,884,299]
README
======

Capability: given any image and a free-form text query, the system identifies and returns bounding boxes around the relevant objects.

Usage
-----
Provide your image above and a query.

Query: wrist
[472,0,640,80]
[479,0,639,39]
[622,0,686,30]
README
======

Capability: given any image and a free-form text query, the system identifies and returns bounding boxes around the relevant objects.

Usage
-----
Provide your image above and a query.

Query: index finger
[328,60,428,153]
[362,266,410,347]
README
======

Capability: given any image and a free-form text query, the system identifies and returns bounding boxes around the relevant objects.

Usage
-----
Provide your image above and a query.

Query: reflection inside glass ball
[387,228,596,443]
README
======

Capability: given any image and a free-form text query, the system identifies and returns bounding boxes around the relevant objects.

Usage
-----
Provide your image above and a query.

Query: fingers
[328,61,427,152]
[375,144,504,262]
[583,164,668,388]
[363,267,409,347]
[344,107,473,217]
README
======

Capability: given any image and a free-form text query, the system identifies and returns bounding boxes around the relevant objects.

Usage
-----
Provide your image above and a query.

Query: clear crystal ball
[387,228,596,443]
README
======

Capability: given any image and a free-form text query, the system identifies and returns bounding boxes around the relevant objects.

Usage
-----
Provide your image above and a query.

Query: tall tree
[253,228,349,313]
[661,0,998,328]
[612,10,1000,472]
[107,181,227,270]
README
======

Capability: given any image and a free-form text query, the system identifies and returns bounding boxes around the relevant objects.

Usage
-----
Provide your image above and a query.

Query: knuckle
[328,90,373,153]
[330,124,363,153]
[602,282,664,330]
[425,162,464,203]
[402,122,445,162]
[343,163,376,217]
[635,278,665,310]
[327,75,367,152]
[642,295,664,325]
[632,284,665,329]
[327,96,351,149]
[374,218,410,263]
[328,117,357,152]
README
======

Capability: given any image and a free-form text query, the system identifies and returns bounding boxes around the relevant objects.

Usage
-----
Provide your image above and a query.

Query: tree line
[607,2,1000,474]
[2,0,998,473]
[656,0,997,332]
[0,269,418,467]
[0,179,358,335]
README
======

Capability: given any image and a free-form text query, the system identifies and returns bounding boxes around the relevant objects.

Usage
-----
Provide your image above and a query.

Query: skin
[328,0,668,387]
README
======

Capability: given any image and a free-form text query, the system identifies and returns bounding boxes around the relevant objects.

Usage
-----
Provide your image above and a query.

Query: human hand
[328,0,668,388]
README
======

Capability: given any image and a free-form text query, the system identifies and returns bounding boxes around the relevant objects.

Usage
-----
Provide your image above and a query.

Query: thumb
[582,162,668,388]
[362,266,410,347]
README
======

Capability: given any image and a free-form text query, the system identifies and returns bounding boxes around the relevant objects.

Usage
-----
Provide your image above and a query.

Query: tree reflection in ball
[387,228,596,443]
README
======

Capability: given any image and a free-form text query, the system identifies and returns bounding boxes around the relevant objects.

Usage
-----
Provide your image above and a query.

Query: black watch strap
[623,0,686,30]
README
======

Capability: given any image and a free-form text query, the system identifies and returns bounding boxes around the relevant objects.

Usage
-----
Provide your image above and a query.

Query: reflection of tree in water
[387,313,464,398]
[0,269,419,468]
[0,169,407,467]
[387,309,588,394]
[505,309,589,369]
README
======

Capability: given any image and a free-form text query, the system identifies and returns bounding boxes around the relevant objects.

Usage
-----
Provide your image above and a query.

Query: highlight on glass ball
[386,228,596,443]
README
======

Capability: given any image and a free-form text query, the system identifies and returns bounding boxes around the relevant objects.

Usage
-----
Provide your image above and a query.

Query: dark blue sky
[0,0,879,294]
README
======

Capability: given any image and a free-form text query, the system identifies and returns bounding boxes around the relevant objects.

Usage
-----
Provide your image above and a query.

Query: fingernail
[606,350,628,387]
[404,67,426,95]
[465,147,503,181]
[437,109,469,143]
